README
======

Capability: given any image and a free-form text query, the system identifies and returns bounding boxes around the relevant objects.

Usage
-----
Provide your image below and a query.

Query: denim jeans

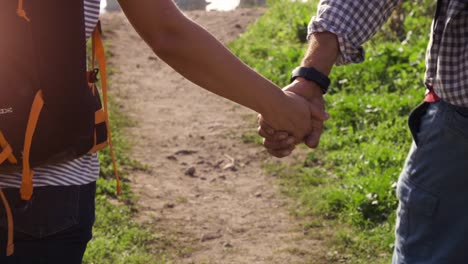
[0,182,96,264]
[393,100,468,263]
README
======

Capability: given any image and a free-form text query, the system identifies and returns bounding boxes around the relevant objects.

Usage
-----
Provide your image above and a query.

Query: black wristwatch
[290,66,330,94]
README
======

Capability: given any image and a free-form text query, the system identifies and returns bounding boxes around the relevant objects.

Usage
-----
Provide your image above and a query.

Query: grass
[241,132,263,144]
[82,98,172,264]
[82,43,173,263]
[230,0,435,262]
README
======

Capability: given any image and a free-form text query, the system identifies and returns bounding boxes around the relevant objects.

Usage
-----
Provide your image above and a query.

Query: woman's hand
[259,89,329,157]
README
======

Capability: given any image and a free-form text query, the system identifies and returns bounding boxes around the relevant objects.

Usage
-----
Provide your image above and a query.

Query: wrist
[257,85,288,119]
[290,67,330,94]
[286,78,323,101]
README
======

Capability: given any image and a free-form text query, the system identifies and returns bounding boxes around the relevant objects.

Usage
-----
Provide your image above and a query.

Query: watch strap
[291,66,330,94]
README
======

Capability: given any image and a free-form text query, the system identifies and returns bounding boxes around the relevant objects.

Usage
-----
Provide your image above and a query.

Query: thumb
[304,116,325,149]
[308,102,329,121]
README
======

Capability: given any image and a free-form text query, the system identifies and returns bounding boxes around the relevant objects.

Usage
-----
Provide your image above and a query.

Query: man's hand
[258,78,328,158]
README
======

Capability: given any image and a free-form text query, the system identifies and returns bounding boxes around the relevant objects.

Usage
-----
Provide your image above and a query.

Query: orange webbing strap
[16,0,30,22]
[0,146,14,165]
[0,132,17,164]
[0,190,14,256]
[88,142,108,154]
[0,135,16,257]
[95,109,106,124]
[92,28,121,195]
[20,90,44,201]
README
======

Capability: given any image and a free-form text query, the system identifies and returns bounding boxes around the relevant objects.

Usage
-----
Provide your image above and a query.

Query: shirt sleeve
[308,0,402,65]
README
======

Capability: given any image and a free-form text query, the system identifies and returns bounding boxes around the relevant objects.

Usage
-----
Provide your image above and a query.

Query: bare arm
[118,0,281,117]
[117,0,317,140]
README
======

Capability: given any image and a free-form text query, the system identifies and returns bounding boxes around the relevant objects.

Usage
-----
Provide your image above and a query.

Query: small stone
[164,203,175,209]
[255,192,262,198]
[223,242,233,248]
[185,167,196,177]
[166,155,177,161]
[175,150,198,155]
[201,233,222,242]
[214,160,224,168]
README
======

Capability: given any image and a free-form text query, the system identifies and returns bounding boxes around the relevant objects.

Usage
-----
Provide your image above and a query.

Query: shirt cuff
[308,17,365,66]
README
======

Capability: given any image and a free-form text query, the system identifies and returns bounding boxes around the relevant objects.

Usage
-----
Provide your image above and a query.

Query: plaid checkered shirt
[308,0,468,107]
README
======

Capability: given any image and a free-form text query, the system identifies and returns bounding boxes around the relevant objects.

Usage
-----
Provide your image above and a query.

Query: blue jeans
[393,101,468,263]
[0,182,96,264]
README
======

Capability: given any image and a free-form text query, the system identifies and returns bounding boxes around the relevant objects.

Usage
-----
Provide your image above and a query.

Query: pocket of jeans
[0,185,80,238]
[408,102,431,147]
[448,105,468,138]
[395,180,438,257]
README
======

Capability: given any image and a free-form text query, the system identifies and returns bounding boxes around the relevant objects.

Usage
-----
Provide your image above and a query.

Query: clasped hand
[258,79,328,158]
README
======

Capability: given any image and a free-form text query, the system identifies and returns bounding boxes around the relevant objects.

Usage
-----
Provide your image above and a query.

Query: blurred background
[102,0,267,12]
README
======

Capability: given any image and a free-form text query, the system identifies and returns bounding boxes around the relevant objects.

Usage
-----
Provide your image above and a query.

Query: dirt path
[101,9,328,264]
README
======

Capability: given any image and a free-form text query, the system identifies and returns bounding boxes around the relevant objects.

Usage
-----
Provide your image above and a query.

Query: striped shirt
[0,0,102,188]
[308,0,468,107]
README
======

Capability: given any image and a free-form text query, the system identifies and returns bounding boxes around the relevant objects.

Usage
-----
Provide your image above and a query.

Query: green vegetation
[83,101,169,264]
[231,0,434,262]
[82,45,169,263]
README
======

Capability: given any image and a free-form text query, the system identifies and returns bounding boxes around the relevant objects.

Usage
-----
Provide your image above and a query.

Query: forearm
[302,32,339,75]
[118,0,285,116]
[293,32,339,100]
[152,19,285,115]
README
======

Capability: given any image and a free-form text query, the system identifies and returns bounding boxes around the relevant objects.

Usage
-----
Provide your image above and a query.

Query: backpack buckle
[87,68,100,83]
